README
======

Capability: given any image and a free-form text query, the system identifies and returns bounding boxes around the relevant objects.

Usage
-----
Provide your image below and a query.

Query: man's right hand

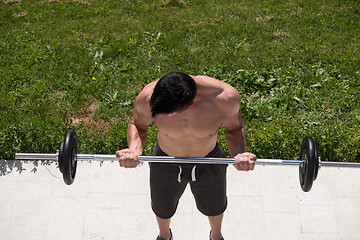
[116,149,141,168]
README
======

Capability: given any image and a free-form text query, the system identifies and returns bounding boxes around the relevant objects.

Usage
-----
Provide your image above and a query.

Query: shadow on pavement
[0,160,54,176]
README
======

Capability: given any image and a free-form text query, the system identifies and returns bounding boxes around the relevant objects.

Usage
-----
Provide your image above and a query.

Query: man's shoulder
[217,86,240,109]
[195,75,239,95]
[202,76,239,102]
[137,80,158,102]
[133,81,158,118]
[219,81,239,98]
[194,75,240,111]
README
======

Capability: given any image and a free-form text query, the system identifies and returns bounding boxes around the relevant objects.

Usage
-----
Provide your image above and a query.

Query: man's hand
[233,152,256,171]
[116,149,141,168]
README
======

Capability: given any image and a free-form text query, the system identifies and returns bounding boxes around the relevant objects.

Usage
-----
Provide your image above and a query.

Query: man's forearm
[127,121,148,155]
[225,127,246,157]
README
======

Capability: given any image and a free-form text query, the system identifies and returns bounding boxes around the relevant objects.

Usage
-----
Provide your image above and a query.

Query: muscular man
[116,72,256,240]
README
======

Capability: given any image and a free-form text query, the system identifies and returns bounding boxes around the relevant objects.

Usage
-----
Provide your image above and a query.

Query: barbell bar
[14,129,360,192]
[15,152,360,168]
[15,152,304,165]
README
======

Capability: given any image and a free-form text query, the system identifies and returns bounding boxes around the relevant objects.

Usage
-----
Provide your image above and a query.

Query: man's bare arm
[116,84,154,168]
[222,91,246,156]
[222,87,256,171]
[225,110,246,158]
[127,107,152,155]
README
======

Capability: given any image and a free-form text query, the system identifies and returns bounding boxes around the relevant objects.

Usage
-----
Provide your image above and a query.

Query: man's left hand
[233,152,256,171]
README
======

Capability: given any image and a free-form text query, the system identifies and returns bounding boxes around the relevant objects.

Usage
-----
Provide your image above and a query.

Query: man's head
[150,72,197,118]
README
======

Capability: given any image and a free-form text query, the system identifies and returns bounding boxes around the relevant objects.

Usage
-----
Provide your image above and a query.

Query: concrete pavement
[1,160,360,240]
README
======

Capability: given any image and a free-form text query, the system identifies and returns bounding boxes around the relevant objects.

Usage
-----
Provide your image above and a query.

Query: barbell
[15,129,360,192]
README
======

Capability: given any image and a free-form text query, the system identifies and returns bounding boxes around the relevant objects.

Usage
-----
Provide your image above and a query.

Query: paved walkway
[1,160,360,240]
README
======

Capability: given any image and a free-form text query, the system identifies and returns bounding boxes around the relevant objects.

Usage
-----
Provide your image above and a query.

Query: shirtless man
[116,72,256,240]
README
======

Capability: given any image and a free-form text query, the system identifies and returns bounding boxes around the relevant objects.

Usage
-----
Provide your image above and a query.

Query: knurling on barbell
[57,129,318,191]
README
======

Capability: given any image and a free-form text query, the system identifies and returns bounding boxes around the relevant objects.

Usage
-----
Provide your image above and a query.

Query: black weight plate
[62,129,78,185]
[313,147,319,181]
[58,140,65,174]
[299,136,316,192]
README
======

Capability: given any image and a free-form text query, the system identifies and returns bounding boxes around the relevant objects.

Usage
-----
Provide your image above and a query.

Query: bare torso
[137,75,241,158]
[118,74,254,170]
[155,96,223,157]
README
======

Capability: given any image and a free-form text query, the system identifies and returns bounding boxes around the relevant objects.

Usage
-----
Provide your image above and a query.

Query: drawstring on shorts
[191,166,197,182]
[177,165,197,183]
[177,165,182,182]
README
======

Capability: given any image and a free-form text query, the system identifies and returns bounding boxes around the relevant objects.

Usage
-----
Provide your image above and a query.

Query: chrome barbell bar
[14,152,360,168]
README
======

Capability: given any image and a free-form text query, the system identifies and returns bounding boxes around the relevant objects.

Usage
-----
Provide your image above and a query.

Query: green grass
[1,0,359,162]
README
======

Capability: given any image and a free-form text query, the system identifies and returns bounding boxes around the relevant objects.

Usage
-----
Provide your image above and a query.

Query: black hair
[150,72,197,118]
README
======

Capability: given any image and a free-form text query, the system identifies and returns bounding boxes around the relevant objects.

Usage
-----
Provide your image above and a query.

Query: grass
[0,0,359,162]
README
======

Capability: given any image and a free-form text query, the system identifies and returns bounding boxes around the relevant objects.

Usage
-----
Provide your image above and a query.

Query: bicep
[222,93,244,131]
[131,108,152,131]
[131,94,153,130]
[223,109,244,133]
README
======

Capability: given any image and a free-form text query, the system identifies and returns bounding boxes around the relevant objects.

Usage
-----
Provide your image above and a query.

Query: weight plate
[299,136,316,192]
[313,147,319,181]
[62,129,78,185]
[58,140,65,174]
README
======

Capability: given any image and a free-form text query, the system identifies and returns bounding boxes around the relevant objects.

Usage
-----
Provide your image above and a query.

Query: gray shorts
[149,142,228,219]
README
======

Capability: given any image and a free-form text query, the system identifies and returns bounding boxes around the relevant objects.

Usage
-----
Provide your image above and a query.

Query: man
[116,72,256,240]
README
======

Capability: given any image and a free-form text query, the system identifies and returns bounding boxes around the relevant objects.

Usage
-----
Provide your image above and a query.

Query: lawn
[0,0,359,162]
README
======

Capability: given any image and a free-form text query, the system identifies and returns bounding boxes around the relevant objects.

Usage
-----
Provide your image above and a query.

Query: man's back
[137,75,241,157]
